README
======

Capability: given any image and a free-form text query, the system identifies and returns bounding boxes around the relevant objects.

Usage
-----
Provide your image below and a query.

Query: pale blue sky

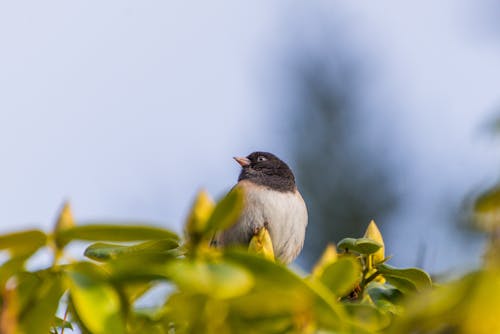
[1,1,499,272]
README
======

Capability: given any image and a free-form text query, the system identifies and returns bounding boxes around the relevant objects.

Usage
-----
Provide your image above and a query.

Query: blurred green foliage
[0,189,499,334]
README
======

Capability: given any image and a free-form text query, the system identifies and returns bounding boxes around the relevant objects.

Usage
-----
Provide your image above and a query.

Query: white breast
[217,182,308,264]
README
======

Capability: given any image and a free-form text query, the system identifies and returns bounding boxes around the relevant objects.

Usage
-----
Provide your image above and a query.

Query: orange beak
[233,156,251,167]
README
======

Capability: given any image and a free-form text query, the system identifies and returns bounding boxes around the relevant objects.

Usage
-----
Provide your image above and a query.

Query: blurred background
[1,1,499,274]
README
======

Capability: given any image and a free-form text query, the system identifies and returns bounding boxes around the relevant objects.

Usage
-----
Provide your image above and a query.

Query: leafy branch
[0,189,498,333]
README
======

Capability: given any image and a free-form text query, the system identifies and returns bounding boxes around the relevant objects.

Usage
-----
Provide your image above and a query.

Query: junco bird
[214,151,308,264]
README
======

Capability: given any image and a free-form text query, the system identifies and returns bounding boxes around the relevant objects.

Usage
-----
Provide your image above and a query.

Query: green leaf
[344,303,391,332]
[204,186,245,234]
[128,308,168,334]
[0,229,47,256]
[224,250,347,331]
[319,256,362,297]
[57,224,179,245]
[122,281,156,303]
[366,283,404,315]
[311,244,338,278]
[16,272,42,312]
[84,239,180,261]
[337,237,382,255]
[227,313,295,334]
[53,316,74,330]
[67,262,125,334]
[474,185,500,231]
[376,264,432,292]
[390,270,500,334]
[475,186,500,214]
[0,254,32,286]
[163,293,229,334]
[53,201,76,249]
[384,276,418,294]
[105,253,177,283]
[18,272,65,334]
[165,259,254,299]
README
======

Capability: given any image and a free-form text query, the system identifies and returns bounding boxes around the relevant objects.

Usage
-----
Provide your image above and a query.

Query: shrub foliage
[0,188,499,333]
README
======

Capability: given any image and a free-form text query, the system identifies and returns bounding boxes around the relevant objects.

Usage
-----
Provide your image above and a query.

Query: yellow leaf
[186,189,215,238]
[364,220,385,264]
[54,201,75,249]
[311,244,338,278]
[248,226,275,261]
[55,201,75,231]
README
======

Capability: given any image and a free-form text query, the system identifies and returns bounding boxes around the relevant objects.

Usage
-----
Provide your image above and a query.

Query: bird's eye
[257,156,267,162]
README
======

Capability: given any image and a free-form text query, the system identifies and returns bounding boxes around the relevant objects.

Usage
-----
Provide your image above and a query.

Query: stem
[366,254,373,271]
[60,306,69,334]
[358,263,381,298]
[364,271,381,285]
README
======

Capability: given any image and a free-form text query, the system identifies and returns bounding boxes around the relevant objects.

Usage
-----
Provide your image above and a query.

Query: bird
[214,151,308,264]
